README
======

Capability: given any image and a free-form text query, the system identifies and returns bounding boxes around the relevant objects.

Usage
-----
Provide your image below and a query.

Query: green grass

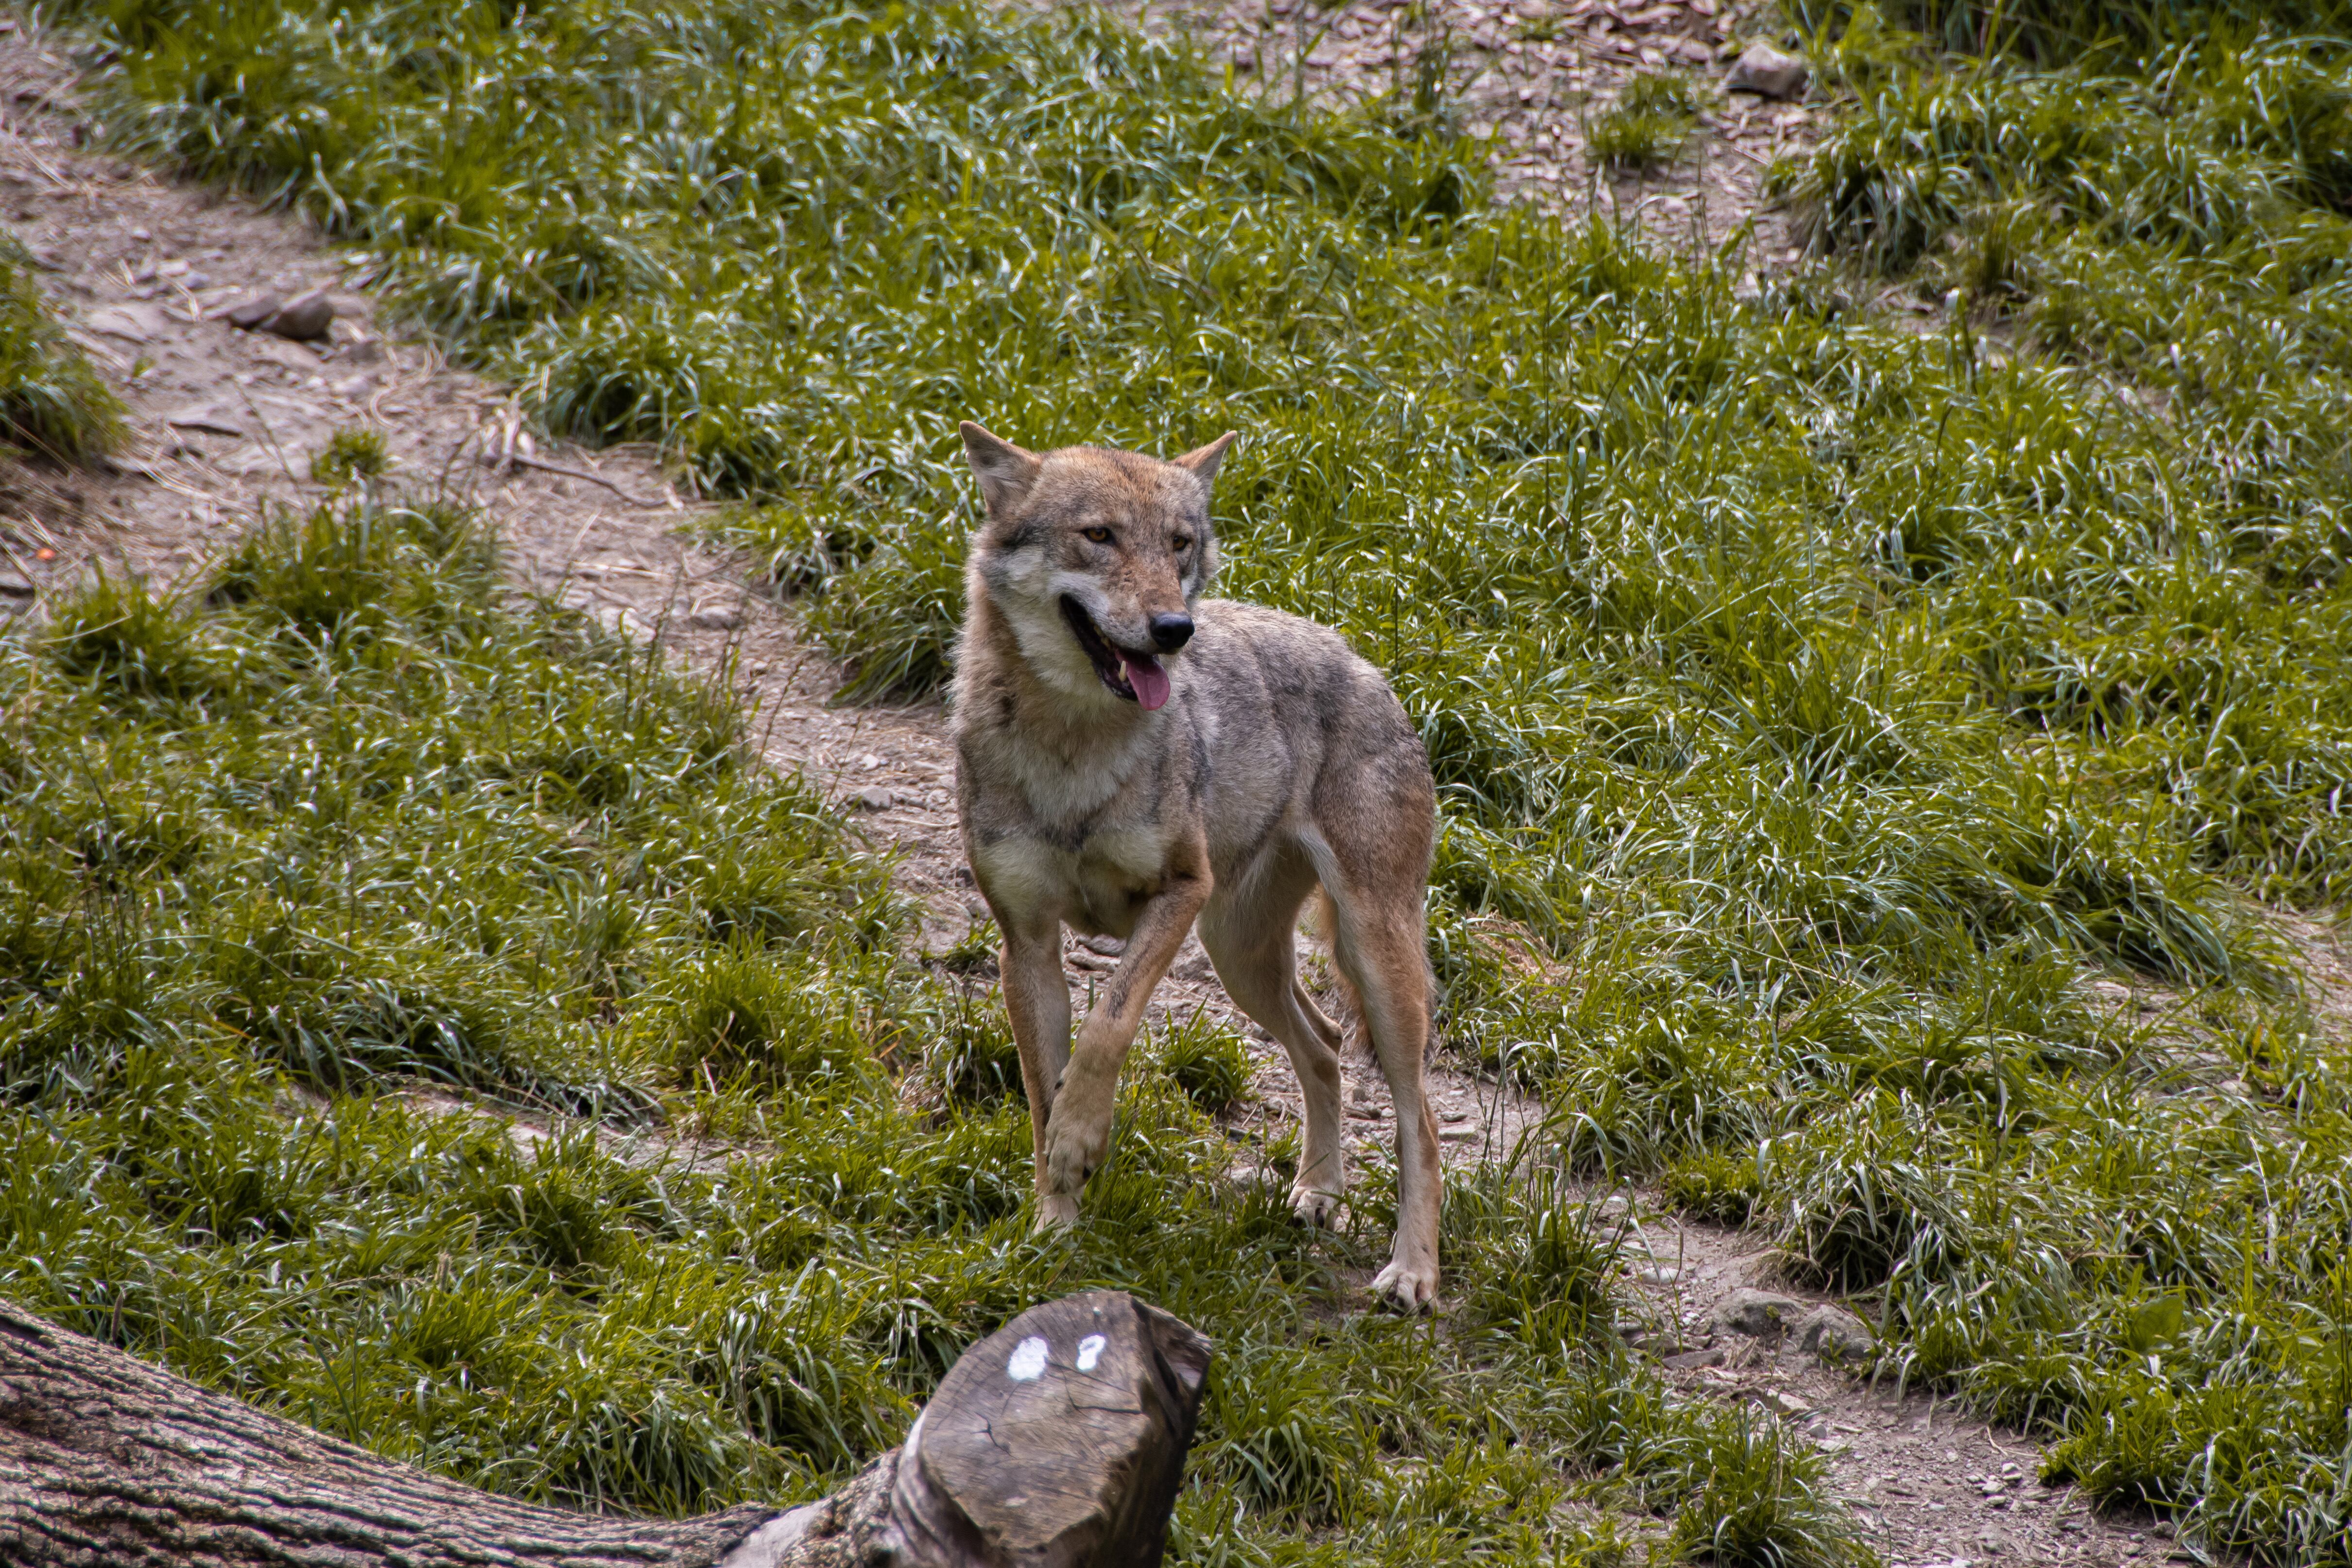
[310,424,392,490]
[1794,0,2352,65]
[0,233,123,462]
[1587,72,1704,172]
[37,0,2352,1560]
[0,494,1867,1563]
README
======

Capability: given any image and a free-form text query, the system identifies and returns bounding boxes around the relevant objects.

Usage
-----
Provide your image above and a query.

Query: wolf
[950,421,1442,1309]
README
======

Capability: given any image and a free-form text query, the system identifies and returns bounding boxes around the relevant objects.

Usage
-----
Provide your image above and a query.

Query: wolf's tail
[1299,888,1360,1039]
[1301,886,1438,1057]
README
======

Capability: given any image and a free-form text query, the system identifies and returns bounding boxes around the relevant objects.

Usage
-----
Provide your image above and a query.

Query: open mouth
[1059,596,1171,710]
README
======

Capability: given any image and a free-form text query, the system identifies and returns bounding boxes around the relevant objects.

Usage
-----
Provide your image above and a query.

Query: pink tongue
[1122,652,1171,711]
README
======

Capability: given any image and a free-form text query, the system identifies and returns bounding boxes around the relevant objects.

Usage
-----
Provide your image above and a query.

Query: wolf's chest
[969,823,1176,940]
[989,725,1156,824]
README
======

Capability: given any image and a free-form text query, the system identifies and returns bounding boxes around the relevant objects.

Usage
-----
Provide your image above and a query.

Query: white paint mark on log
[1007,1335,1049,1381]
[1076,1334,1107,1372]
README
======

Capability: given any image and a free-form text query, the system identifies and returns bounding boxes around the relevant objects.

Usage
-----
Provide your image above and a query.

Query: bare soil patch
[3,15,2178,1565]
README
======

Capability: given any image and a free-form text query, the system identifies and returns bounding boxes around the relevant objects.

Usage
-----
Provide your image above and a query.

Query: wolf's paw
[1041,1097,1113,1198]
[1370,1256,1440,1313]
[1031,1192,1081,1232]
[1287,1180,1343,1229]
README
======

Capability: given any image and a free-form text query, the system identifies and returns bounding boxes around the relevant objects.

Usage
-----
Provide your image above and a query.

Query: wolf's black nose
[1149,613,1194,653]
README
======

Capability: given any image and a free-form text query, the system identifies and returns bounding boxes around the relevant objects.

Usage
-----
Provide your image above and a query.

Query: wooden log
[0,1290,1211,1568]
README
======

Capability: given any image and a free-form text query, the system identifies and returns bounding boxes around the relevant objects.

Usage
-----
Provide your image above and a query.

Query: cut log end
[891,1291,1211,1568]
[0,1291,1211,1568]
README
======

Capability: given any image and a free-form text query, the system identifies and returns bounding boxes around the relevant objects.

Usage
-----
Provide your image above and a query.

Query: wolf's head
[959,422,1236,712]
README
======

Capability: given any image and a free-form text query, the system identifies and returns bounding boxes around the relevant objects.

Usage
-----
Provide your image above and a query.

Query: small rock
[1728,40,1809,100]
[1079,934,1125,956]
[1709,1288,1807,1339]
[1635,1265,1683,1286]
[222,291,285,329]
[1439,1109,1469,1123]
[1753,1388,1812,1417]
[689,604,742,630]
[1664,1347,1726,1370]
[1437,1125,1480,1142]
[264,289,336,341]
[855,786,895,811]
[1795,1304,1875,1363]
[85,303,167,344]
[0,571,34,596]
[165,404,245,438]
[249,336,323,371]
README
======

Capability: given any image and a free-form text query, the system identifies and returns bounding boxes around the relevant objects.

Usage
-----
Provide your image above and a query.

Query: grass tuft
[1588,71,1704,170]
[0,235,123,462]
[1151,1011,1254,1114]
[310,425,392,490]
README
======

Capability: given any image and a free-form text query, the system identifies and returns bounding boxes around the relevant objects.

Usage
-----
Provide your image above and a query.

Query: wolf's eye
[1082,526,1113,544]
[1172,534,1194,552]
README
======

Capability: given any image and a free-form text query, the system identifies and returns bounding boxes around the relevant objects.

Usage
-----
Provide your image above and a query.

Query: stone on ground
[1709,1287,1807,1338]
[1728,41,1808,100]
[1796,1304,1874,1363]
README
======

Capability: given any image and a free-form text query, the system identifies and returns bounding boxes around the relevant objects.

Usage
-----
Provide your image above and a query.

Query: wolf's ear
[960,421,1042,517]
[1171,431,1238,487]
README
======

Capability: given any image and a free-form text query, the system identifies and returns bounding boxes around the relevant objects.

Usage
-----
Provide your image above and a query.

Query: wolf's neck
[960,598,1158,819]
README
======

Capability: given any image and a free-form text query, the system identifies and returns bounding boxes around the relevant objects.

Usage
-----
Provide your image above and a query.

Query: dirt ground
[0,11,2197,1566]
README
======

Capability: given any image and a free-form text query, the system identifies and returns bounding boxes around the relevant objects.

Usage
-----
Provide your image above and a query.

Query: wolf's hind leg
[1200,887,1347,1227]
[1331,900,1438,1309]
[1307,816,1440,1310]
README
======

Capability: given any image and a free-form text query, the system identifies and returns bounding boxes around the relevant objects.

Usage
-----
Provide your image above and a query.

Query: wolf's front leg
[1041,837,1213,1206]
[997,916,1078,1228]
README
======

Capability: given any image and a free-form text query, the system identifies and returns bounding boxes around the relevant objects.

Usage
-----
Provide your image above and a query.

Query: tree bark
[0,1290,1211,1568]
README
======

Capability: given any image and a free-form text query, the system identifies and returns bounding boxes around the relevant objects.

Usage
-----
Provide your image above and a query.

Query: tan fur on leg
[997,915,1078,1227]
[1201,879,1347,1227]
[1040,829,1212,1202]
